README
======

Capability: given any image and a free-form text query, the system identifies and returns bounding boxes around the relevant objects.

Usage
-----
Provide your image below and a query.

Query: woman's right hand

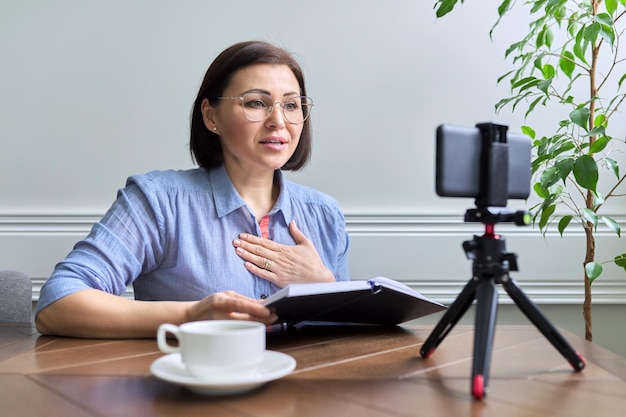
[186,290,278,326]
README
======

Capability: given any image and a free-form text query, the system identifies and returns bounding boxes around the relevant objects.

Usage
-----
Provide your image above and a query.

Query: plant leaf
[521,125,535,139]
[585,262,603,283]
[434,0,462,18]
[602,216,621,237]
[558,215,573,236]
[596,13,616,45]
[593,191,605,209]
[573,155,599,191]
[533,153,552,167]
[615,254,626,271]
[555,158,574,180]
[533,182,549,198]
[594,113,606,127]
[567,18,580,38]
[585,126,606,138]
[525,96,544,117]
[511,76,536,89]
[605,0,618,15]
[581,208,598,229]
[542,64,555,79]
[516,78,541,92]
[559,50,575,78]
[600,24,616,46]
[539,204,556,230]
[583,22,601,42]
[595,13,613,27]
[589,136,610,154]
[553,143,576,157]
[495,96,515,111]
[605,157,620,178]
[570,107,590,130]
[544,26,554,48]
[574,27,590,65]
[540,167,560,188]
[537,78,552,94]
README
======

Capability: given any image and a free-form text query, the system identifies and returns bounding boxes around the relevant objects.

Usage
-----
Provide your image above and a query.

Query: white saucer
[150,350,296,396]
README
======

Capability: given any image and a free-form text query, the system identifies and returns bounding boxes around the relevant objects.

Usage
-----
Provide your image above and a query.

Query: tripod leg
[420,278,478,358]
[501,275,586,371]
[471,278,499,400]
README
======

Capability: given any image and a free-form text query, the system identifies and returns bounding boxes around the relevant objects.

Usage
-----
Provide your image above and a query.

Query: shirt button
[260,294,267,299]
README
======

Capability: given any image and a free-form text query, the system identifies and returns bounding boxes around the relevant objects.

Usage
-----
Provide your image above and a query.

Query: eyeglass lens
[240,92,312,124]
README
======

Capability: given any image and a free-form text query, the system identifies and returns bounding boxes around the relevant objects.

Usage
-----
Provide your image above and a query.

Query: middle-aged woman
[35,40,350,338]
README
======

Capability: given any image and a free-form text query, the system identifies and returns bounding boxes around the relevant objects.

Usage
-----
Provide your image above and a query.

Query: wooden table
[1,321,625,417]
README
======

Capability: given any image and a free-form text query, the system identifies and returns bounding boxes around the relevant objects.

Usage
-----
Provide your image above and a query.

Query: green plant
[434,0,626,341]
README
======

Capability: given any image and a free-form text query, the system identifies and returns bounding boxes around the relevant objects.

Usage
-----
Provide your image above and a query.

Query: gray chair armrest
[0,270,33,322]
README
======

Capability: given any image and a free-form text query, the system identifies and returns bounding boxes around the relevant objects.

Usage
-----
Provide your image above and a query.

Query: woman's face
[202,64,304,177]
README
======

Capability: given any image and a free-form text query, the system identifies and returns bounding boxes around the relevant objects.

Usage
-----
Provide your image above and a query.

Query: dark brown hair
[189,41,312,170]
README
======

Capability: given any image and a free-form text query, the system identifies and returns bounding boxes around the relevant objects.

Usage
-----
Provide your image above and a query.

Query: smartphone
[435,124,531,203]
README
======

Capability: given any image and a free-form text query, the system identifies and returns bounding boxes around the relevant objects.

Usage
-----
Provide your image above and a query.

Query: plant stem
[581,0,601,342]
[583,220,594,342]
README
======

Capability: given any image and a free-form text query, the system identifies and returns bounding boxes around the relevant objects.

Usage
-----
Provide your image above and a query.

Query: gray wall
[2,1,625,355]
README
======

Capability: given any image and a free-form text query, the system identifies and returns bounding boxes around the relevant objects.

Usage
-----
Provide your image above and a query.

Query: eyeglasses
[214,92,314,124]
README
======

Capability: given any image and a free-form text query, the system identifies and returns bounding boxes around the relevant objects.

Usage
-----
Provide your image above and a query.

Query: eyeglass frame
[213,92,314,125]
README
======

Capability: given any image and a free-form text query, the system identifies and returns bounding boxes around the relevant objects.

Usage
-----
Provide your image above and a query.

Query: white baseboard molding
[2,212,625,304]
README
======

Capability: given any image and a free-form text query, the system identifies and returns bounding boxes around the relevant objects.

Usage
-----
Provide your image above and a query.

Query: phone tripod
[420,208,586,400]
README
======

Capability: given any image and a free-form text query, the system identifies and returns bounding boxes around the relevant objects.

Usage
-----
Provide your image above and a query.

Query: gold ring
[264,258,272,271]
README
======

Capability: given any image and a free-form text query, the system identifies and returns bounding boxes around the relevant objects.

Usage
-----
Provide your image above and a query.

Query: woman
[35,41,350,338]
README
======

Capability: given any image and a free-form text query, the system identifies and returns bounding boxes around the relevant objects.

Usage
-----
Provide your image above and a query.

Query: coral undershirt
[259,215,270,239]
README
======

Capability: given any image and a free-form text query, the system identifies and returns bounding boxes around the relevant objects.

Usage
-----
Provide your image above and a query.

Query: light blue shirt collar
[210,165,291,224]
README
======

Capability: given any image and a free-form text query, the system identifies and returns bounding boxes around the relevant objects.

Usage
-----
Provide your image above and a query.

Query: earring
[212,127,217,132]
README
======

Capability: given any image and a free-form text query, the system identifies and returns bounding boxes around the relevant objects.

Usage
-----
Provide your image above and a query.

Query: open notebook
[261,277,446,327]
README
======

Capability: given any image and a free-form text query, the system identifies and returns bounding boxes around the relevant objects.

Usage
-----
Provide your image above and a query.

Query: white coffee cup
[157,320,266,379]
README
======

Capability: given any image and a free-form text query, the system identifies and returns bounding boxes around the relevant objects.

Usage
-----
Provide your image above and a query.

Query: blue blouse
[36,165,350,314]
